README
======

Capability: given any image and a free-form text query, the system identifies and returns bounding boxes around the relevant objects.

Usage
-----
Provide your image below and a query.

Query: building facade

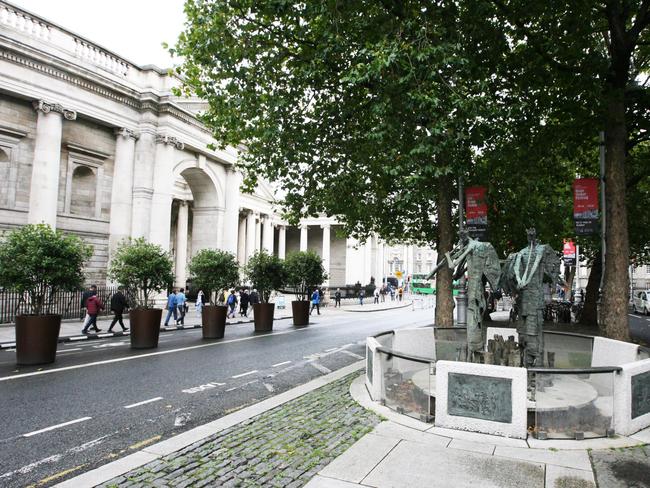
[0,1,434,289]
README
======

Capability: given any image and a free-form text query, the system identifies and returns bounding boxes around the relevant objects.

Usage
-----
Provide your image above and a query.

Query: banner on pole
[573,178,599,235]
[466,186,488,240]
[563,239,576,266]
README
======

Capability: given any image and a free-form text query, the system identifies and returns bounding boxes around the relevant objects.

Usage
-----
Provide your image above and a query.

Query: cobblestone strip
[99,373,380,487]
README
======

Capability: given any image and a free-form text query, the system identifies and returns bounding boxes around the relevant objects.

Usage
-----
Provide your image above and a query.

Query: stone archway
[170,160,225,287]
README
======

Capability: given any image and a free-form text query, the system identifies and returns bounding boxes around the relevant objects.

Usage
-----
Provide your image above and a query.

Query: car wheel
[645,307,649,316]
[633,305,637,313]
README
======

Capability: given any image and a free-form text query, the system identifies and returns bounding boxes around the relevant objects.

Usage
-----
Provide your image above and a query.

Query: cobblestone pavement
[99,373,380,487]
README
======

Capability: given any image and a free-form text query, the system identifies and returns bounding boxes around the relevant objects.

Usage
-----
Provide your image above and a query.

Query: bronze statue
[500,228,561,368]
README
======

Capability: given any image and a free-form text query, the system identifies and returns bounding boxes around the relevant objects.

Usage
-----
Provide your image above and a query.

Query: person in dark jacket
[334,288,342,307]
[80,284,97,330]
[240,289,250,317]
[108,286,129,332]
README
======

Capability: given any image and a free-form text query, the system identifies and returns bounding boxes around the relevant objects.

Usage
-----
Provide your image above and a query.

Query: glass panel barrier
[379,351,432,421]
[533,371,614,439]
[544,333,593,368]
[434,328,468,362]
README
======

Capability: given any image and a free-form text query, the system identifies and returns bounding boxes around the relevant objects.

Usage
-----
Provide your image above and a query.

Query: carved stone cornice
[155,134,184,150]
[32,99,77,120]
[114,127,139,140]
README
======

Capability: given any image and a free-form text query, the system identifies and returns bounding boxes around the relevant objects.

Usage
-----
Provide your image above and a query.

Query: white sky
[9,0,187,68]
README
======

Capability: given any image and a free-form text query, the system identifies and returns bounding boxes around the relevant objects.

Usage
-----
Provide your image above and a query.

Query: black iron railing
[0,286,119,324]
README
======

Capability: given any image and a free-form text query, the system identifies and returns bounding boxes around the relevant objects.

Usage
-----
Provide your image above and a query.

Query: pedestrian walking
[374,288,380,304]
[108,286,129,332]
[398,286,404,302]
[334,288,342,307]
[176,288,187,325]
[196,290,205,315]
[80,284,97,332]
[240,289,250,317]
[359,289,365,306]
[227,290,238,318]
[164,289,178,326]
[82,292,104,334]
[249,288,260,317]
[380,285,386,302]
[310,289,321,315]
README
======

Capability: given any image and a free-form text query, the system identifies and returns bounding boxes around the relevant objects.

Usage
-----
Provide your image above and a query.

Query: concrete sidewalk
[55,363,650,488]
[0,299,413,349]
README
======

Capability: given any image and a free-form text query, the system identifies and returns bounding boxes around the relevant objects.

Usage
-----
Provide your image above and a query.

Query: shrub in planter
[284,250,327,326]
[0,224,92,365]
[108,238,174,349]
[243,250,286,332]
[188,249,239,339]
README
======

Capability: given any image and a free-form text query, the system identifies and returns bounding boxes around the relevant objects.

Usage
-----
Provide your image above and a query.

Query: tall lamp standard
[456,177,467,327]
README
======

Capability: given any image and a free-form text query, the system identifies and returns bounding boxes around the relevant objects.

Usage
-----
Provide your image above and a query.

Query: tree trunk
[579,252,601,328]
[600,84,630,341]
[435,175,455,327]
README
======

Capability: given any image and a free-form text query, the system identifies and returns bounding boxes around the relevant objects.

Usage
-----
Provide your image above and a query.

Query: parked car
[632,290,650,315]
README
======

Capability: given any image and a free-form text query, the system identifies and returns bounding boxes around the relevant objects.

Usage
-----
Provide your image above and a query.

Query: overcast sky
[9,0,187,68]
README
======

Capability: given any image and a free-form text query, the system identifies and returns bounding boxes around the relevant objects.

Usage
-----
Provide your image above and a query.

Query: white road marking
[92,343,125,349]
[69,336,89,341]
[263,383,275,392]
[0,454,62,479]
[226,387,238,392]
[70,434,109,452]
[124,397,163,409]
[4,348,15,352]
[232,370,257,379]
[58,348,83,354]
[272,361,291,367]
[325,347,338,352]
[182,382,226,394]
[309,362,332,374]
[174,412,191,427]
[0,329,297,382]
[23,416,91,437]
[340,350,364,359]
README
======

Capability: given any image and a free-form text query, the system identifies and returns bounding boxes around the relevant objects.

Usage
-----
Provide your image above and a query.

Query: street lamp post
[457,177,467,327]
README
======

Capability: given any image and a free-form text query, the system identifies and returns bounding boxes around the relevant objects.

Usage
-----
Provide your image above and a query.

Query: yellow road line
[37,464,86,485]
[129,435,162,450]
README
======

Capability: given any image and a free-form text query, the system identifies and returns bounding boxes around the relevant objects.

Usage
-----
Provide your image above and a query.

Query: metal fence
[0,286,119,324]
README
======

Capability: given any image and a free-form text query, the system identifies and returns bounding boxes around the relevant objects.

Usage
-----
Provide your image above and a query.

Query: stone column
[262,217,274,253]
[149,135,183,251]
[222,167,241,255]
[108,128,138,256]
[28,100,77,228]
[131,128,156,239]
[255,215,262,252]
[245,211,257,263]
[278,225,287,259]
[237,214,246,263]
[175,201,189,288]
[322,224,331,285]
[364,237,373,284]
[300,225,308,251]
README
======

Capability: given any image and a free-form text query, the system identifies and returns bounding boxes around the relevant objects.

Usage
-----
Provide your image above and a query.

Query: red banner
[573,178,599,235]
[466,186,488,240]
[563,239,576,266]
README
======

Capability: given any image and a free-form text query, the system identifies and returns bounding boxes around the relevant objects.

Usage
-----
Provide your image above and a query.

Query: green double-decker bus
[412,273,461,296]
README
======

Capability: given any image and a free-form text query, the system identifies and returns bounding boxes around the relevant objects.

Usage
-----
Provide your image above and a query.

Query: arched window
[70,165,96,216]
[0,147,10,207]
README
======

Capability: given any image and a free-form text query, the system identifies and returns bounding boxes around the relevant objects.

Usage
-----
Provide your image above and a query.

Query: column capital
[32,99,77,120]
[155,134,184,150]
[320,223,331,230]
[115,127,140,140]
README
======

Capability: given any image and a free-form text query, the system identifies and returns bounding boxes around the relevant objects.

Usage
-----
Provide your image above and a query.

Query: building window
[64,144,108,219]
[69,165,97,216]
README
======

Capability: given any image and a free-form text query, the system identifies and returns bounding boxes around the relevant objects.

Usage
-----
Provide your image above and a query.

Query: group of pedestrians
[225,288,260,319]
[164,288,188,326]
[80,284,129,334]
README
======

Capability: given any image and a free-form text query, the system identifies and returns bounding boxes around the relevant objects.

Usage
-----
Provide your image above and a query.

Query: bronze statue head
[526,227,537,244]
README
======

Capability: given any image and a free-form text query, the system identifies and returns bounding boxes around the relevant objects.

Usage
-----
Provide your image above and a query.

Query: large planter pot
[15,314,61,365]
[130,308,162,349]
[202,305,227,339]
[291,300,310,326]
[253,303,275,332]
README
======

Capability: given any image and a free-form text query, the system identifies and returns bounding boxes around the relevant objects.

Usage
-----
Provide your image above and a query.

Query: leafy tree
[243,250,287,304]
[284,250,327,301]
[0,224,92,315]
[108,238,174,309]
[188,249,240,305]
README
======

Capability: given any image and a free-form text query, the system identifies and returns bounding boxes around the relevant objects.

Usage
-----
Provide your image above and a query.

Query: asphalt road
[0,306,434,487]
[629,312,650,345]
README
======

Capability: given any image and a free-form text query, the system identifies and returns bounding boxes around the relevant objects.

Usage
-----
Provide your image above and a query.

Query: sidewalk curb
[54,361,365,488]
[0,317,293,350]
[344,301,413,313]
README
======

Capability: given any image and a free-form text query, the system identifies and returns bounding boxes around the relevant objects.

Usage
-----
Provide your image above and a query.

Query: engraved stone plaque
[631,370,650,419]
[447,372,512,423]
[366,346,373,384]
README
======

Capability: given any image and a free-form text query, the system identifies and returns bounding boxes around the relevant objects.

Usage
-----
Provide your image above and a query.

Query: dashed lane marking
[23,417,92,438]
[124,397,163,409]
[272,360,291,367]
[263,383,275,392]
[232,369,258,379]
[57,348,83,354]
[340,350,364,359]
[309,362,332,374]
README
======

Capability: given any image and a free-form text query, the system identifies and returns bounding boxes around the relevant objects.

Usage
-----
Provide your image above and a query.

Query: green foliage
[284,251,327,301]
[188,249,239,305]
[243,250,287,303]
[108,238,174,309]
[0,224,92,315]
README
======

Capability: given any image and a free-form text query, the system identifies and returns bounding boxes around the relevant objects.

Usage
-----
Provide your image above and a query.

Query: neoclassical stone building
[0,1,435,288]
